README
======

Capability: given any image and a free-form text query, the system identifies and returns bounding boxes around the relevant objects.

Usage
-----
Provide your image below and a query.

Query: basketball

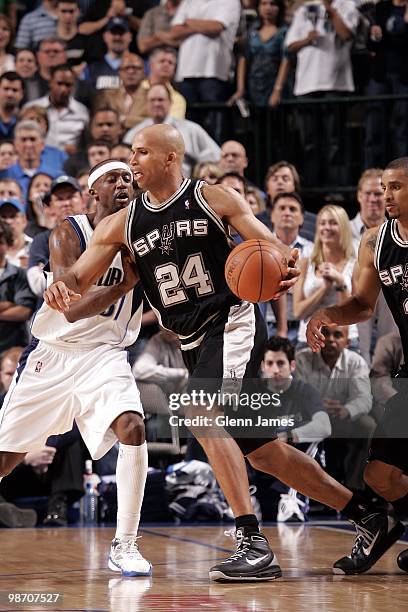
[225,239,288,302]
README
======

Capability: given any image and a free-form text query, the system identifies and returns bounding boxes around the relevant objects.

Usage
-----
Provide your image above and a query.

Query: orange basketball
[225,239,288,302]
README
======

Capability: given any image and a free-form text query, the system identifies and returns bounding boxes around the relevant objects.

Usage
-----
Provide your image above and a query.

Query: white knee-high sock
[115,442,148,539]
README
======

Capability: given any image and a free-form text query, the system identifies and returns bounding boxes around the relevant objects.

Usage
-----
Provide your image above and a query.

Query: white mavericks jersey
[31,214,143,348]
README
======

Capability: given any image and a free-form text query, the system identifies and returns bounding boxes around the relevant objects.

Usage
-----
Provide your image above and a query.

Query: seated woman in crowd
[293,204,358,350]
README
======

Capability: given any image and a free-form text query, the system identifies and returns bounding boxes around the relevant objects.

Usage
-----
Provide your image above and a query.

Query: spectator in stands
[247,185,266,215]
[27,175,85,296]
[0,218,36,353]
[133,327,187,396]
[0,346,22,402]
[63,107,122,175]
[79,0,155,59]
[364,0,408,167]
[111,142,131,163]
[170,0,241,141]
[124,83,220,177]
[18,105,68,171]
[86,140,112,168]
[0,199,31,267]
[25,172,54,237]
[259,336,330,521]
[138,0,182,55]
[25,64,89,153]
[193,161,223,185]
[219,140,249,177]
[140,47,186,119]
[370,332,403,415]
[229,0,289,107]
[264,161,316,241]
[76,169,92,210]
[55,0,89,70]
[0,139,17,170]
[0,72,24,140]
[15,48,37,84]
[293,204,358,350]
[24,37,67,103]
[15,0,58,50]
[0,120,64,200]
[350,167,397,364]
[296,324,376,490]
[268,192,313,342]
[95,52,147,129]
[83,17,132,90]
[285,0,359,184]
[0,177,22,202]
[0,15,15,75]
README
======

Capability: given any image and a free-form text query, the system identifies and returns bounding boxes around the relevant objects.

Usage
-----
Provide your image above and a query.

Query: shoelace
[221,529,252,563]
[116,536,143,559]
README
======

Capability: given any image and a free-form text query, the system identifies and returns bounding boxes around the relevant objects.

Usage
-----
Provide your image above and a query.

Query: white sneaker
[277,493,306,522]
[108,536,152,577]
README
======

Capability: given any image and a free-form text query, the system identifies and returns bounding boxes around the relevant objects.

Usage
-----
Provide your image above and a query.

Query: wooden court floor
[0,522,407,612]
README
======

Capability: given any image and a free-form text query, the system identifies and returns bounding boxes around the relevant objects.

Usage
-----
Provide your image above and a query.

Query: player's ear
[167,152,176,165]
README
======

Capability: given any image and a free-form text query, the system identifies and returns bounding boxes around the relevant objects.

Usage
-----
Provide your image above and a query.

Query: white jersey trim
[142,178,191,212]
[391,219,408,249]
[374,221,388,270]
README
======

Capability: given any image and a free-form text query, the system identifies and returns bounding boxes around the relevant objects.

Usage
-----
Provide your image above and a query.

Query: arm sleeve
[138,7,155,39]
[15,14,32,48]
[343,359,373,420]
[292,410,331,443]
[171,0,190,26]
[26,265,46,297]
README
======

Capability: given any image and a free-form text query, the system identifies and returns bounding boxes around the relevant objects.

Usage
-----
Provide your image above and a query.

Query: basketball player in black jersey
[44,125,393,582]
[307,157,408,574]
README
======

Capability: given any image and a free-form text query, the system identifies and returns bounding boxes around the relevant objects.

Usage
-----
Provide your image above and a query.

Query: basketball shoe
[397,549,408,571]
[209,528,282,582]
[277,493,307,522]
[108,536,152,577]
[333,510,404,574]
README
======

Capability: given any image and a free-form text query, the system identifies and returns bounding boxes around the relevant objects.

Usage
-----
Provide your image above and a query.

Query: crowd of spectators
[0,0,406,525]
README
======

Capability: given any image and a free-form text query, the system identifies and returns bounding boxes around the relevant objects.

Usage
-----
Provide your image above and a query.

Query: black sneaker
[43,493,67,527]
[333,511,405,574]
[209,528,282,582]
[397,549,408,572]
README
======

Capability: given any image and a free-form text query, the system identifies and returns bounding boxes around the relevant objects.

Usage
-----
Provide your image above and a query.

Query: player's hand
[25,446,56,470]
[120,248,140,290]
[306,310,336,351]
[273,248,300,299]
[324,399,349,420]
[44,281,81,312]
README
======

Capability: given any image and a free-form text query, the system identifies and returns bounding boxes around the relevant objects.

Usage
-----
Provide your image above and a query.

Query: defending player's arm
[203,184,300,292]
[44,209,131,312]
[49,220,138,322]
[306,228,382,351]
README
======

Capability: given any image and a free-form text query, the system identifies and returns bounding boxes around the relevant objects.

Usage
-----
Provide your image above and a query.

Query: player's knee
[114,412,145,445]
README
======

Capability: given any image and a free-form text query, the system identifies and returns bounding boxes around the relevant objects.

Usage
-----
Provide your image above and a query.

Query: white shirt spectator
[285,0,359,96]
[25,96,89,150]
[296,347,372,420]
[124,115,221,177]
[172,0,241,82]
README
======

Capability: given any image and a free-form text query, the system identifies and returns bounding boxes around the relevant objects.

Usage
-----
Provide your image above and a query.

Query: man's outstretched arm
[44,209,128,312]
[306,227,382,351]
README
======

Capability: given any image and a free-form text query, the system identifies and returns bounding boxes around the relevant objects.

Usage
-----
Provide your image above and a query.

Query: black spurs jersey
[125,178,241,348]
[375,219,408,362]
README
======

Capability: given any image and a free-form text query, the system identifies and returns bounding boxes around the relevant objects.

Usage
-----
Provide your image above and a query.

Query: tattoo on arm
[366,231,378,253]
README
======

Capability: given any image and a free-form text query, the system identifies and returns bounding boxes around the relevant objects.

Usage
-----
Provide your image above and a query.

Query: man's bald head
[135,124,185,159]
[220,140,248,176]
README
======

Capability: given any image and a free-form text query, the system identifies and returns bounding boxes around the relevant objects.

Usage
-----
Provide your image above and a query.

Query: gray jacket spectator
[124,83,220,177]
[15,1,58,50]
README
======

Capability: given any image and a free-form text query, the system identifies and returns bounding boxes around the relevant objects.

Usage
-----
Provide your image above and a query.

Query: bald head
[220,140,248,176]
[136,124,185,158]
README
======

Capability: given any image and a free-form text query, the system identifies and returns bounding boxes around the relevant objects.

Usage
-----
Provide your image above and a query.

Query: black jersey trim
[391,219,408,249]
[142,178,191,212]
[374,221,388,270]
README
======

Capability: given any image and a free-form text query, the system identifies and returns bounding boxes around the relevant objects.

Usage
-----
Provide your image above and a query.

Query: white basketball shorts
[0,340,144,459]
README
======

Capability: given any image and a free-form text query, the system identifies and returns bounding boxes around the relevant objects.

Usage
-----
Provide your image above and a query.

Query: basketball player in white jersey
[0,160,151,577]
